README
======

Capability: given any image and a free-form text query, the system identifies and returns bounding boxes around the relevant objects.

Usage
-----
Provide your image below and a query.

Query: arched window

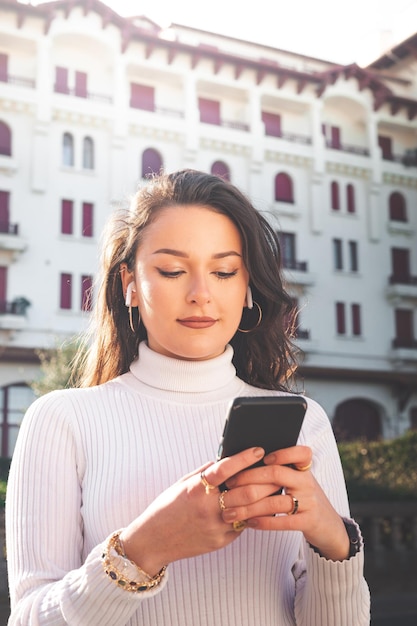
[211,160,230,181]
[0,120,12,156]
[389,191,407,222]
[141,148,163,178]
[63,132,74,167]
[333,399,382,442]
[83,136,94,170]
[346,183,355,213]
[331,181,340,211]
[275,172,294,203]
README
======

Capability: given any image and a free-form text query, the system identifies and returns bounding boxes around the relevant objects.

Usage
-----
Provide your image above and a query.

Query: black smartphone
[217,396,307,467]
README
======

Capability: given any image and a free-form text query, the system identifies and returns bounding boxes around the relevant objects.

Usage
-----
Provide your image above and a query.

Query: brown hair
[75,169,298,390]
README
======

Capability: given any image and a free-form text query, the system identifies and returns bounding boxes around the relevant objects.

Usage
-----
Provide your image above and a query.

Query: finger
[222,492,297,524]
[263,445,312,469]
[202,446,265,490]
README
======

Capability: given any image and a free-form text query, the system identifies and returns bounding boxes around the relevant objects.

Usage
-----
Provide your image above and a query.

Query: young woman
[6,170,370,625]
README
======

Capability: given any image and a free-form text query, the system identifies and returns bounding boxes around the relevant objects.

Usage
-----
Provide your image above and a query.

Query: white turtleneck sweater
[6,343,370,625]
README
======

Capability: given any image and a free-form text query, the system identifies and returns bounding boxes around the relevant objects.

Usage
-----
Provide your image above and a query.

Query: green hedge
[339,430,417,502]
[1,431,416,508]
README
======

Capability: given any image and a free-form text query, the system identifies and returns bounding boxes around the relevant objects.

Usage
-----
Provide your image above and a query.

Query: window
[391,248,410,283]
[141,148,163,178]
[394,308,414,348]
[0,190,10,233]
[0,383,36,458]
[83,136,94,169]
[0,120,12,156]
[55,66,69,94]
[330,126,341,149]
[82,202,94,237]
[130,83,155,111]
[336,302,346,335]
[346,184,355,213]
[389,192,407,222]
[61,199,73,235]
[275,172,294,203]
[348,241,358,272]
[198,97,221,125]
[75,71,87,98]
[211,161,230,181]
[63,132,74,167]
[0,266,7,308]
[279,232,296,269]
[60,273,72,309]
[378,135,393,160]
[262,111,281,137]
[81,275,93,312]
[333,238,343,270]
[331,181,340,211]
[351,304,361,336]
[0,53,7,82]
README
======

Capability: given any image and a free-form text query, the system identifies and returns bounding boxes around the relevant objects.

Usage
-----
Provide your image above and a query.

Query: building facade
[0,0,416,457]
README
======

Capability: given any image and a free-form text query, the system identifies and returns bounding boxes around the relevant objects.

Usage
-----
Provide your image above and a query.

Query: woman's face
[130,204,249,361]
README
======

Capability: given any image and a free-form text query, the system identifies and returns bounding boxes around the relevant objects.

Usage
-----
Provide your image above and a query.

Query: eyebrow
[152,248,242,259]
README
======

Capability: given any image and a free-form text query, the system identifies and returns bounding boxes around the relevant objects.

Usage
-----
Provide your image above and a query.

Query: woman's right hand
[119,446,265,576]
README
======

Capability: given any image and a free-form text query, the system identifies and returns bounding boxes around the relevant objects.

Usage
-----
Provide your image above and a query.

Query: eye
[157,269,185,279]
[214,270,238,280]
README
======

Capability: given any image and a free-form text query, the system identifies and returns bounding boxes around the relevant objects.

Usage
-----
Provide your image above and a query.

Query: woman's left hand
[220,445,350,562]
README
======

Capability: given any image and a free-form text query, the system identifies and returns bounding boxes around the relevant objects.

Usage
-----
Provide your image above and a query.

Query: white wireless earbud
[125,282,135,307]
[246,285,253,309]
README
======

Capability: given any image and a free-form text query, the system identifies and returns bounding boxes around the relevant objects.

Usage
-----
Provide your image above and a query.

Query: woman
[6,170,370,625]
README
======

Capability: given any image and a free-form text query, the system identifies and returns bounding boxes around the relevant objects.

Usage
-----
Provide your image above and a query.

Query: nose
[186,274,211,305]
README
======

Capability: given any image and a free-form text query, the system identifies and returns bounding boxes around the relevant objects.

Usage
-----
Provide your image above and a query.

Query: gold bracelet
[102,531,167,592]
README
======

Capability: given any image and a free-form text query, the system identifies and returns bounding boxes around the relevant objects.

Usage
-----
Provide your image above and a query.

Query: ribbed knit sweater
[6,342,370,625]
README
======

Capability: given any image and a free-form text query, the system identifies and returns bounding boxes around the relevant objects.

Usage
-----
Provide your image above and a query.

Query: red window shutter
[82,202,94,237]
[275,173,293,203]
[75,71,87,98]
[0,121,12,156]
[0,191,10,233]
[389,192,407,222]
[378,135,392,160]
[331,126,341,149]
[391,248,410,281]
[0,53,8,82]
[141,148,163,178]
[81,275,93,312]
[336,302,346,334]
[198,98,221,125]
[211,161,230,181]
[346,184,355,213]
[331,181,340,211]
[0,266,7,306]
[130,83,155,111]
[61,199,73,235]
[60,273,72,309]
[351,304,361,336]
[395,309,413,344]
[262,112,281,137]
[55,66,69,94]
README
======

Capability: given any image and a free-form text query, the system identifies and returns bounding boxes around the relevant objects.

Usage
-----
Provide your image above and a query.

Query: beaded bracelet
[102,530,167,593]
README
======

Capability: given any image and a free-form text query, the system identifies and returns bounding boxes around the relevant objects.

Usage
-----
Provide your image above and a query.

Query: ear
[120,263,138,307]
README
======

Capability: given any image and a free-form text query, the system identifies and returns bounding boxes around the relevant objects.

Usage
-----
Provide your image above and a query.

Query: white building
[0,0,416,457]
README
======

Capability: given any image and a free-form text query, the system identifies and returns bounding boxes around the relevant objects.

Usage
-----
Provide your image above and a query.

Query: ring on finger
[288,496,299,515]
[218,490,227,511]
[200,471,217,495]
[296,462,312,472]
[232,520,247,532]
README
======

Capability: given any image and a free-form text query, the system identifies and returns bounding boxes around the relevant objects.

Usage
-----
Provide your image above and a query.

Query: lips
[177,317,217,329]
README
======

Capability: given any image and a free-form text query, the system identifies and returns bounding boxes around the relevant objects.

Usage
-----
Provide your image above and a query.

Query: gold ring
[296,462,312,472]
[200,471,216,495]
[288,496,299,515]
[232,520,247,532]
[218,491,227,511]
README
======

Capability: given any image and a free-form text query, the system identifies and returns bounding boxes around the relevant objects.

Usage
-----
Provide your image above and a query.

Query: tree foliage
[30,337,86,397]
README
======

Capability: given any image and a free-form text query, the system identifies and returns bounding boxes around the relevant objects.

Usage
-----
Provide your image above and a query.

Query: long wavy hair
[75,169,299,390]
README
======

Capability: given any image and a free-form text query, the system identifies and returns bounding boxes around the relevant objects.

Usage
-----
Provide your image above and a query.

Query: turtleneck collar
[129,342,238,394]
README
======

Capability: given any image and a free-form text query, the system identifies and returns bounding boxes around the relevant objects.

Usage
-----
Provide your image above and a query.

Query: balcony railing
[0,73,35,89]
[0,299,30,315]
[325,140,370,156]
[266,130,312,145]
[200,118,250,132]
[384,151,417,167]
[389,274,417,286]
[54,86,112,104]
[0,222,19,235]
[283,260,308,272]
[351,501,417,552]
[295,328,310,340]
[392,337,417,349]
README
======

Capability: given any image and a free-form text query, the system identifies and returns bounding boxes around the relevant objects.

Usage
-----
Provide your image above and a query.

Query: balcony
[390,337,417,362]
[0,298,30,331]
[0,72,35,89]
[266,130,312,145]
[54,85,112,105]
[283,260,315,286]
[383,149,417,168]
[386,275,417,301]
[130,102,184,119]
[0,223,26,260]
[325,140,370,156]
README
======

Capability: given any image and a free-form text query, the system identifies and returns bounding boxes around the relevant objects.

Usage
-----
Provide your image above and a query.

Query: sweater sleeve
[6,391,167,626]
[293,398,370,625]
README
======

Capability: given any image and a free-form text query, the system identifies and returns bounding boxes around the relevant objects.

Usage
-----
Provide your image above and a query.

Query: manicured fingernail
[253,447,264,458]
[247,519,258,528]
[223,510,237,522]
[264,453,276,463]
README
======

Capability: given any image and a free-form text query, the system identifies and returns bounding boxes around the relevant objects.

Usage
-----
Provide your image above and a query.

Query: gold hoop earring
[238,301,262,333]
[128,306,140,333]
